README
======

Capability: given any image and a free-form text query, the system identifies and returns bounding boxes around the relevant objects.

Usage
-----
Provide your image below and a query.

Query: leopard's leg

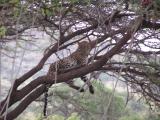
[66,80,85,92]
[80,76,94,94]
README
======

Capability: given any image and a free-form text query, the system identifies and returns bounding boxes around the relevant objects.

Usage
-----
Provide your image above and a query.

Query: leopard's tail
[43,83,49,117]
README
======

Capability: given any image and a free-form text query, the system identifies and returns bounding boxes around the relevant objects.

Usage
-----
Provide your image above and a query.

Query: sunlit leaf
[0,26,7,37]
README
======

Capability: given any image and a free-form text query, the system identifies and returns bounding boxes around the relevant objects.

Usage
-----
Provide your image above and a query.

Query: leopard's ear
[77,41,80,46]
[77,41,83,47]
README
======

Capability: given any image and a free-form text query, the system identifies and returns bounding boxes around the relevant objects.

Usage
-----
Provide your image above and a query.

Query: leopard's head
[78,41,91,54]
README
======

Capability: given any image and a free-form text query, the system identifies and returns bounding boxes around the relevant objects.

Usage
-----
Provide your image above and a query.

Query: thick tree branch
[0,21,99,115]
[101,66,160,77]
[0,85,45,120]
[0,27,133,119]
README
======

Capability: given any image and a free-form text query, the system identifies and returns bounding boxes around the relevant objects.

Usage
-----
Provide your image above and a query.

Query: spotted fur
[44,41,94,116]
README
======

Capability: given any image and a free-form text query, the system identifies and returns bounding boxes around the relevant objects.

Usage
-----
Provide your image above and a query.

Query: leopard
[43,41,94,116]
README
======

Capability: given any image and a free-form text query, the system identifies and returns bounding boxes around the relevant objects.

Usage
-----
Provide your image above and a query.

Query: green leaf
[51,0,60,6]
[67,113,80,120]
[41,8,45,16]
[0,26,7,37]
[49,115,64,120]
[45,9,53,17]
[9,0,19,4]
[69,0,79,4]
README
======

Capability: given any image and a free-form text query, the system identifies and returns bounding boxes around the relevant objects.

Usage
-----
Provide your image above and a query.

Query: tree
[0,0,160,119]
